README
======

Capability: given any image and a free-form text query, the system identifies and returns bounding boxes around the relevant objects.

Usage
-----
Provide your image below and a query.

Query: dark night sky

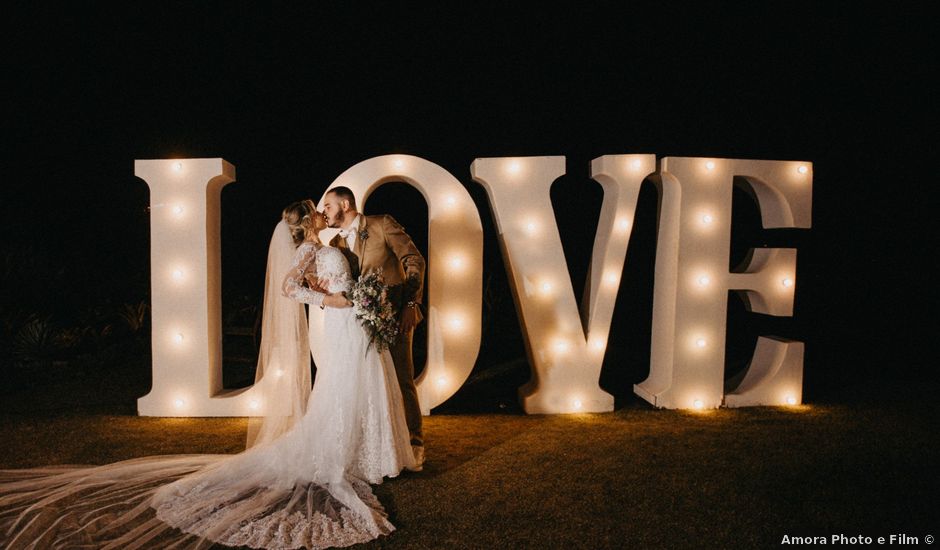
[2,4,936,396]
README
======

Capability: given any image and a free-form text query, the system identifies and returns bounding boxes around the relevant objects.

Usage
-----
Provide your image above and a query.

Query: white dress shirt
[340,214,361,250]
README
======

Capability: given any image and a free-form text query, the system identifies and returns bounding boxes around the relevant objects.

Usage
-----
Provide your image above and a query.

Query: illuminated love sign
[135,154,811,416]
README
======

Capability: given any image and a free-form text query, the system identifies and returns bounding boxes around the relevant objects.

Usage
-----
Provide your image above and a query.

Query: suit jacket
[329,214,426,320]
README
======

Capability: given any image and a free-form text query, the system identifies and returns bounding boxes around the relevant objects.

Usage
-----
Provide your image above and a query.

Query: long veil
[0,221,320,549]
[0,220,393,549]
[245,219,311,449]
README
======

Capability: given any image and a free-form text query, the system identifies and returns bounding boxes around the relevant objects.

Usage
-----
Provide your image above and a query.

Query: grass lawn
[1,362,938,548]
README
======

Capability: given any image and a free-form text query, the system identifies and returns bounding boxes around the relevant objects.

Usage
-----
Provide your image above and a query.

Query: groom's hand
[399,275,422,332]
[304,274,329,295]
[400,302,420,332]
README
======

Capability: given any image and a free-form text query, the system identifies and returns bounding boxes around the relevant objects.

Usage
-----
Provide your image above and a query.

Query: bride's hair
[282,199,323,245]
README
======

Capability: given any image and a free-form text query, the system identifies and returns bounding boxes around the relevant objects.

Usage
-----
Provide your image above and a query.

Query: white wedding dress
[0,222,416,549]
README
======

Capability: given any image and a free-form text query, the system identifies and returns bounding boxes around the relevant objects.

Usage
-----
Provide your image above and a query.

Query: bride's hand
[322,293,352,309]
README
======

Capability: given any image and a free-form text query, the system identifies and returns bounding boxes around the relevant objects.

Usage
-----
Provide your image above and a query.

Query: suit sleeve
[382,214,426,303]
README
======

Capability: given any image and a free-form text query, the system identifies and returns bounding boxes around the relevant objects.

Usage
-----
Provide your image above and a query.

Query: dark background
[2,3,935,408]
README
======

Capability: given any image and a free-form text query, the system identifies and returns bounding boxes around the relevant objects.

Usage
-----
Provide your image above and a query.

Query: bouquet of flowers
[348,269,400,353]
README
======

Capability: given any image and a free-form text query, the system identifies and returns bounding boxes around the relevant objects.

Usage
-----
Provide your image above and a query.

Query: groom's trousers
[390,327,423,447]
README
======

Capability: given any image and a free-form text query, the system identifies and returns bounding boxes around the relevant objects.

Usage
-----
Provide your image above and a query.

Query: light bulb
[693,399,703,409]
[444,195,457,208]
[539,281,553,295]
[172,162,183,172]
[172,268,184,281]
[786,395,797,405]
[604,271,619,286]
[705,161,715,171]
[782,277,794,287]
[436,376,447,387]
[448,316,464,332]
[797,165,808,175]
[630,158,642,170]
[701,214,714,225]
[591,337,606,351]
[616,218,630,233]
[508,160,521,174]
[695,338,706,348]
[697,275,710,287]
[573,399,583,410]
[174,398,185,408]
[174,332,185,344]
[523,219,539,236]
[448,255,465,272]
[553,339,570,355]
[274,369,284,378]
[249,399,260,410]
[393,158,404,168]
[173,204,184,216]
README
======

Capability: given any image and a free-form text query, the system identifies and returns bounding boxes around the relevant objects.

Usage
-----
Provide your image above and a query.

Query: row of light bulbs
[502,157,809,177]
[170,161,192,411]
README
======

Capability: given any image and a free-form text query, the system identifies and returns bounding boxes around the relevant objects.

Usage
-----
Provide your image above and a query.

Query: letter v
[471,155,654,413]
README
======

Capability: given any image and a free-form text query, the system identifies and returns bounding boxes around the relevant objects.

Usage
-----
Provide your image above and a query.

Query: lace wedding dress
[0,222,416,549]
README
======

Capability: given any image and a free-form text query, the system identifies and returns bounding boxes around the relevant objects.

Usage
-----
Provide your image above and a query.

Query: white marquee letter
[636,157,812,409]
[471,155,655,413]
[137,158,268,416]
[314,155,483,414]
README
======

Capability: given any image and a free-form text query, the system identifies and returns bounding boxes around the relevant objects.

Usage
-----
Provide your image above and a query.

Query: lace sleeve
[281,243,325,306]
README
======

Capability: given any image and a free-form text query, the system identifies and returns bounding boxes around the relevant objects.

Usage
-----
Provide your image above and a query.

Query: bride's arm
[281,244,326,307]
[281,245,352,308]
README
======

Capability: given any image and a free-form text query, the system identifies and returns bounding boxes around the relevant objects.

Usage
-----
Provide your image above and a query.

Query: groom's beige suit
[329,214,425,447]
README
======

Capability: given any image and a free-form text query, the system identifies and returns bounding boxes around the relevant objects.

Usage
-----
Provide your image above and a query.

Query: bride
[0,200,417,549]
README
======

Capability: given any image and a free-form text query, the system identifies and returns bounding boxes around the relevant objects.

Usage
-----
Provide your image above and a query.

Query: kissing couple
[0,186,428,549]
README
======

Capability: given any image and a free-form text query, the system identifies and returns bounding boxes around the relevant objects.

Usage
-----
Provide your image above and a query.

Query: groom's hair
[327,186,357,210]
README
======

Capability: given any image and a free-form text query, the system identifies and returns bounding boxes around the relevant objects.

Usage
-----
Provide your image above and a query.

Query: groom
[321,186,426,469]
